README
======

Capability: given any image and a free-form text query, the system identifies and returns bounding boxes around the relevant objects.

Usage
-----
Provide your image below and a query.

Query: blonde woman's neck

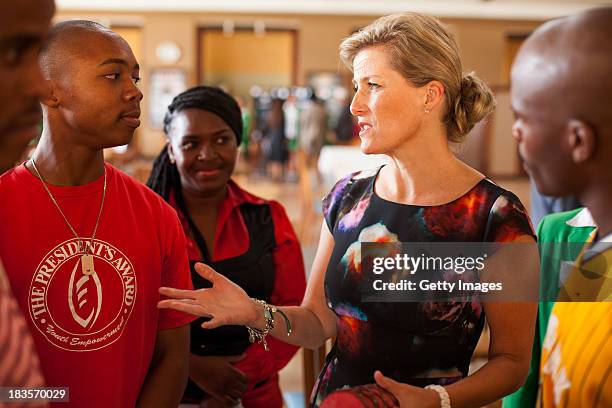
[378,134,484,206]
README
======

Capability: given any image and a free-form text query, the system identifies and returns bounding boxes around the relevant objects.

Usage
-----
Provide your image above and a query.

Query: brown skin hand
[189,354,248,406]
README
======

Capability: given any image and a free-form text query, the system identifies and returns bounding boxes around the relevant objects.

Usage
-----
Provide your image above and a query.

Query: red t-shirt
[0,163,194,407]
[174,180,306,407]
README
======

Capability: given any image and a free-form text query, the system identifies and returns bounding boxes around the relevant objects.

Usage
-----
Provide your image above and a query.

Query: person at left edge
[0,0,54,407]
[0,20,194,407]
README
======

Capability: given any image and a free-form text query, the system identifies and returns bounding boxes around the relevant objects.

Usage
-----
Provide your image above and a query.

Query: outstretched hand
[158,262,258,329]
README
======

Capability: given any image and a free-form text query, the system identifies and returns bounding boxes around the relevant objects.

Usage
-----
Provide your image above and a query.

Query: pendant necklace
[30,159,107,276]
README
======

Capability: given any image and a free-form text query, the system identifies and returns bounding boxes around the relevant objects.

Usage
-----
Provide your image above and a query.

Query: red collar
[168,179,268,261]
[224,179,266,209]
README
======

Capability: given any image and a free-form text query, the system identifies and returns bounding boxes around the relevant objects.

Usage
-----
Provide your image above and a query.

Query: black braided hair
[146,146,180,202]
[147,86,243,258]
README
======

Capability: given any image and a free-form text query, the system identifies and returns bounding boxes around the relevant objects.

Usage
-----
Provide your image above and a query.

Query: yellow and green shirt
[539,228,611,408]
[504,208,597,408]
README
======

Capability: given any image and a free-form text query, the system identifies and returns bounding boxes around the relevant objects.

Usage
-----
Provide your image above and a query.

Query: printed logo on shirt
[29,238,137,352]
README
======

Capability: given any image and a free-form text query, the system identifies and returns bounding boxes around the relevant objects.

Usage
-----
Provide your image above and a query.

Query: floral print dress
[310,166,534,407]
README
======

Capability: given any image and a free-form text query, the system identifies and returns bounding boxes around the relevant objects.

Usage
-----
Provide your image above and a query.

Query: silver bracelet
[246,299,275,351]
[425,384,451,408]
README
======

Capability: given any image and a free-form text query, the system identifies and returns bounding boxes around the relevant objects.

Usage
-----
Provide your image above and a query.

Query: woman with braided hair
[147,86,306,408]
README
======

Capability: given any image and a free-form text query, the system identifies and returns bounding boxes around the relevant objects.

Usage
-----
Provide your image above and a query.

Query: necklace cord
[30,159,107,255]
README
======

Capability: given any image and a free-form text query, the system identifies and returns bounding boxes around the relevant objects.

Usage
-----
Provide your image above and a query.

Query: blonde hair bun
[450,72,495,142]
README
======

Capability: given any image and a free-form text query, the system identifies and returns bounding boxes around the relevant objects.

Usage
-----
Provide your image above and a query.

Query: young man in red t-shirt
[0,20,194,407]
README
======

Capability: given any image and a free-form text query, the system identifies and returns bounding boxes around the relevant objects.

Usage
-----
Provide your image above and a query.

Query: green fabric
[288,138,299,151]
[503,208,594,408]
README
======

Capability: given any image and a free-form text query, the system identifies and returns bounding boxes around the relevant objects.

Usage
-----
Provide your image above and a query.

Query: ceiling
[57,0,612,20]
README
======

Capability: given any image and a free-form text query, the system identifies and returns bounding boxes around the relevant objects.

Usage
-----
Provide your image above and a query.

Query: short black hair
[39,20,118,78]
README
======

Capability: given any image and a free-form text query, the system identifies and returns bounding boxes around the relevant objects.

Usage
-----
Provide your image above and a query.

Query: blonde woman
[159,13,537,408]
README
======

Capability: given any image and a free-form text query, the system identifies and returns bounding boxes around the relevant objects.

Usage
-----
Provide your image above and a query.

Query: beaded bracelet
[425,385,451,408]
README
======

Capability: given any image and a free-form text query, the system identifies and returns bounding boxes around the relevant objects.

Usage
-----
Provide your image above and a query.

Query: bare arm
[442,236,540,405]
[441,301,537,407]
[137,325,190,408]
[158,221,337,350]
[248,222,337,349]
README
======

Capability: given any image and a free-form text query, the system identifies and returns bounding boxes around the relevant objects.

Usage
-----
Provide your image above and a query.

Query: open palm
[158,262,257,329]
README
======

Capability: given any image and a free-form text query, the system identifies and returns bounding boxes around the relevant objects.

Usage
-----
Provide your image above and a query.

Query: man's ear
[567,119,596,164]
[40,79,59,108]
